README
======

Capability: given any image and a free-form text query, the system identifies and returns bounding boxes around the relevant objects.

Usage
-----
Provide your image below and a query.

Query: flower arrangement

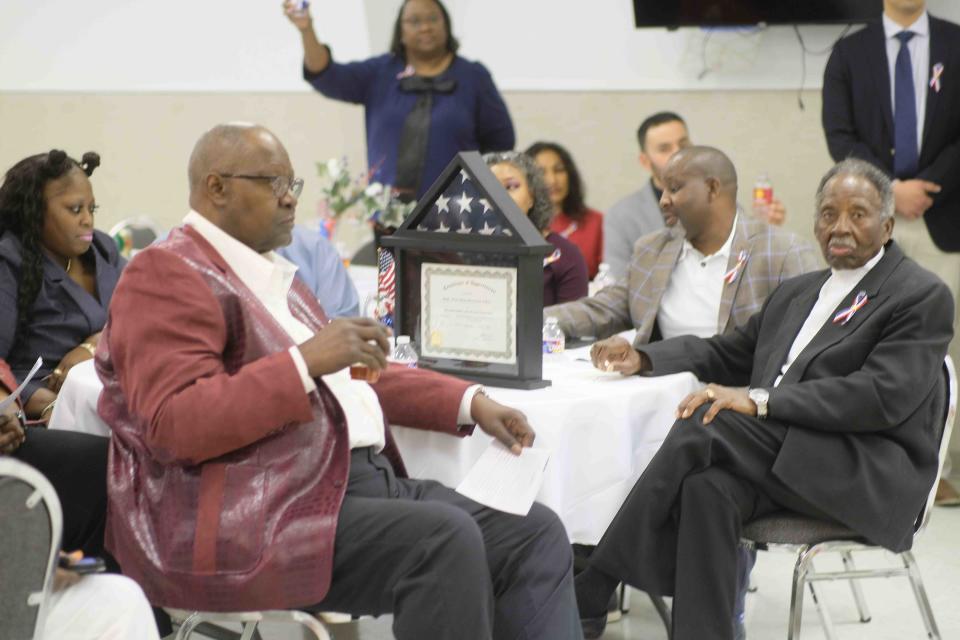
[316,157,416,229]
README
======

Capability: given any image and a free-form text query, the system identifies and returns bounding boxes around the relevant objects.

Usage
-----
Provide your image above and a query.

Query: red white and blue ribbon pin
[723,250,749,284]
[543,248,562,267]
[833,290,868,325]
[930,63,944,93]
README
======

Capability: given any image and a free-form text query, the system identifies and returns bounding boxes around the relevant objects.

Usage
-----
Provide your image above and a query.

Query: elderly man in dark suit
[573,158,953,640]
[98,123,581,640]
[823,0,960,503]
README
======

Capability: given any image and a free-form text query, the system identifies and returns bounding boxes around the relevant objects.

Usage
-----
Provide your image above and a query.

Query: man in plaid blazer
[547,147,820,348]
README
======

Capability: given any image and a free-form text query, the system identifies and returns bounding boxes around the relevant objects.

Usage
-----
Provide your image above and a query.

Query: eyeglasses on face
[402,14,442,28]
[219,174,304,198]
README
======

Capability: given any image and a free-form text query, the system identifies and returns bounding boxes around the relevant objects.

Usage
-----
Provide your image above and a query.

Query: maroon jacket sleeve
[372,364,473,436]
[105,249,314,465]
[0,359,17,396]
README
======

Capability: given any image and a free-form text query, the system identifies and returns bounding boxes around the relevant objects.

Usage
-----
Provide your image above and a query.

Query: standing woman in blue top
[0,150,125,419]
[284,0,516,201]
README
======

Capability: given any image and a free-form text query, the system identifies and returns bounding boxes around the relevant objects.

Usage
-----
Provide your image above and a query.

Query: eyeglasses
[402,14,442,28]
[219,174,304,198]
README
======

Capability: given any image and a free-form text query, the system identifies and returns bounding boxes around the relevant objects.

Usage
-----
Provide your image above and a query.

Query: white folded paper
[455,440,550,516]
[0,356,42,414]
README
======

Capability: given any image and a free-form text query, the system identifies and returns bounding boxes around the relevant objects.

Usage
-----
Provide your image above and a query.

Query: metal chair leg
[902,551,942,640]
[840,551,872,622]
[787,545,814,640]
[650,594,672,639]
[174,612,203,640]
[239,621,259,640]
[808,582,839,640]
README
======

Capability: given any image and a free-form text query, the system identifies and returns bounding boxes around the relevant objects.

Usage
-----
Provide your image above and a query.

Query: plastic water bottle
[392,335,419,368]
[753,173,773,221]
[542,317,565,354]
[589,262,615,297]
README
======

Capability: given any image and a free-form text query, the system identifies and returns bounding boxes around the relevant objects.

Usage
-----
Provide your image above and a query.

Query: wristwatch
[748,388,769,420]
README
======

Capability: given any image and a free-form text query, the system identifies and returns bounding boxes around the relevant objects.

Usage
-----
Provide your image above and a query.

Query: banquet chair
[165,608,334,640]
[0,458,63,640]
[108,216,162,258]
[740,356,956,639]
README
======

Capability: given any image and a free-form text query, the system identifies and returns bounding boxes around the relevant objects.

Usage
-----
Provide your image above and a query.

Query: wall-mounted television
[633,0,882,28]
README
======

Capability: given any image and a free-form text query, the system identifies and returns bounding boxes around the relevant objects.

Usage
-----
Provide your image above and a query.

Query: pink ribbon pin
[930,63,944,93]
[723,250,749,284]
[833,290,868,325]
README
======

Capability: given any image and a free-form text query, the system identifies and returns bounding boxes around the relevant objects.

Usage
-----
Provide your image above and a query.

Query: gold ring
[53,368,64,376]
[705,388,715,400]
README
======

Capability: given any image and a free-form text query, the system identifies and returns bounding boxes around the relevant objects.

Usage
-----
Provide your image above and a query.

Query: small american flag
[377,247,396,327]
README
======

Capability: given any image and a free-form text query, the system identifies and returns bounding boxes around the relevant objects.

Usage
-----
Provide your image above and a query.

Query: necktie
[394,75,457,202]
[893,31,919,178]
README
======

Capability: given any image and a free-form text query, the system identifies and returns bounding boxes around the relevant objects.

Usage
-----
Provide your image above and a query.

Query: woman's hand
[283,0,313,32]
[47,344,94,393]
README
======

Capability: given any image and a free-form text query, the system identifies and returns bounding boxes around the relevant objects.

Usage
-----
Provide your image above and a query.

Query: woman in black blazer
[0,150,125,419]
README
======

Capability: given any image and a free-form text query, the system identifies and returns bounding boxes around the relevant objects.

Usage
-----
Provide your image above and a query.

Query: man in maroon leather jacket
[97,124,581,640]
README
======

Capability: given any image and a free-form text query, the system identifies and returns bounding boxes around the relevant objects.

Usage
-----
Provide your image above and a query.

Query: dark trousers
[12,427,109,558]
[311,447,583,640]
[589,406,827,640]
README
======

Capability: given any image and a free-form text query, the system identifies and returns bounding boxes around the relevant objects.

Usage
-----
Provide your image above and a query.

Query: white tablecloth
[48,350,700,544]
[393,349,699,544]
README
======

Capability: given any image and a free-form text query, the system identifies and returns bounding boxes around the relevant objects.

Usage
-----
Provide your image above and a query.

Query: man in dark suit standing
[822,0,960,503]
[573,158,953,640]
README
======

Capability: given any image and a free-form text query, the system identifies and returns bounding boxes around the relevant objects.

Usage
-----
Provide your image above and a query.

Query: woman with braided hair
[0,150,125,419]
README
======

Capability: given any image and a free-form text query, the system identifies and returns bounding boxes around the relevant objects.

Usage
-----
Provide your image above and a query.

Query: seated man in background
[604,112,788,278]
[277,224,360,317]
[98,123,581,640]
[575,158,953,639]
[549,146,819,346]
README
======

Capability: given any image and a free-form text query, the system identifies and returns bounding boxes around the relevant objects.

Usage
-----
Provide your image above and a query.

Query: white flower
[365,182,384,197]
[325,158,343,177]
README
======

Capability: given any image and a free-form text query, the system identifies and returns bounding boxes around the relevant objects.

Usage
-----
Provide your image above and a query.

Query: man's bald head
[188,123,287,196]
[186,123,298,253]
[658,145,739,250]
[668,146,738,201]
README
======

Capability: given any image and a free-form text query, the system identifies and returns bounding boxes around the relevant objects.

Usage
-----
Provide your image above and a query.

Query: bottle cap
[397,335,411,345]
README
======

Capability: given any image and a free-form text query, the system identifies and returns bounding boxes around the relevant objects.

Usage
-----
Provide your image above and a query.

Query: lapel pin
[723,250,749,285]
[930,62,944,93]
[833,290,868,325]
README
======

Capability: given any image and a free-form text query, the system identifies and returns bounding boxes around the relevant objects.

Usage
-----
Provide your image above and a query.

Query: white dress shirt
[884,11,930,154]
[657,215,738,340]
[774,247,885,387]
[184,211,479,451]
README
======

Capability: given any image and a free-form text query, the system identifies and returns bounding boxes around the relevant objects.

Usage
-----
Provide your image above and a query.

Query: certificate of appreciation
[421,263,517,364]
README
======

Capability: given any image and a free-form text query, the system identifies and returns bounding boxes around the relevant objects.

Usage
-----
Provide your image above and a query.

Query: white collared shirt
[774,247,885,387]
[184,211,391,450]
[884,11,930,154]
[657,215,738,340]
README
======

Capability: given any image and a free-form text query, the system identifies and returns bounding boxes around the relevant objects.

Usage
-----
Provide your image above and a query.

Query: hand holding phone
[58,551,106,575]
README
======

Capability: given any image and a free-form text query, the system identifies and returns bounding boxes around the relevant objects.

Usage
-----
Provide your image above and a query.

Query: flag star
[479,198,492,214]
[455,192,474,213]
[478,221,496,235]
[459,170,470,183]
[503,229,513,236]
[435,194,451,213]
[456,221,473,234]
[437,220,450,232]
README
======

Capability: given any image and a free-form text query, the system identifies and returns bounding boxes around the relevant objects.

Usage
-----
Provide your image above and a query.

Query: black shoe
[581,613,607,639]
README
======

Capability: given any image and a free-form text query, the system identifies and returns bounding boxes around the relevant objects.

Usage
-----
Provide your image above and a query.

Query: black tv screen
[633,0,882,28]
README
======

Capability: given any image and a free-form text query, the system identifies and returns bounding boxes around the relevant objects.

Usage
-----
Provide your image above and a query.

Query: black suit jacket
[642,242,952,552]
[823,16,960,251]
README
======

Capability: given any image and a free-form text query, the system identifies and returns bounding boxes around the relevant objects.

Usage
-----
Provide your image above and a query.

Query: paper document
[0,356,43,413]
[456,441,550,516]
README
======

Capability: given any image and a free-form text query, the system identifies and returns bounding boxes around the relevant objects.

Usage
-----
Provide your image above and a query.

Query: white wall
[3,0,958,92]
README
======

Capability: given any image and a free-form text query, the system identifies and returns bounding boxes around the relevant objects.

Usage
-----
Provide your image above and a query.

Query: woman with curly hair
[526,141,605,279]
[0,150,125,419]
[484,151,588,306]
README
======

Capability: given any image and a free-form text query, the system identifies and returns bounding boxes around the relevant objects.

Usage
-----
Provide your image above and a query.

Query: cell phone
[58,555,106,575]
